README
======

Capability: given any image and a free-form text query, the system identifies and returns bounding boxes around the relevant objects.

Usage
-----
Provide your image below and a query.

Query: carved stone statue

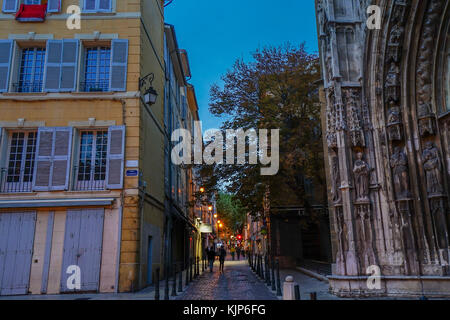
[389,23,404,45]
[353,152,370,202]
[422,142,444,195]
[332,156,341,203]
[387,101,403,141]
[390,147,411,199]
[386,62,400,86]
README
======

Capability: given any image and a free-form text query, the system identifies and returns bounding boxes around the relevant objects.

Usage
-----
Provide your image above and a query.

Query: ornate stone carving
[344,88,365,147]
[387,101,403,141]
[353,152,370,202]
[390,147,412,199]
[326,86,338,149]
[416,0,444,136]
[422,142,444,196]
[331,156,341,203]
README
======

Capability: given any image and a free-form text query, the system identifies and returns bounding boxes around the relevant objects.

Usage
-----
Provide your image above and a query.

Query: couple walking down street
[206,245,227,274]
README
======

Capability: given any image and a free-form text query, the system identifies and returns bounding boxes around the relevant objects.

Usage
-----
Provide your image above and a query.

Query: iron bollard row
[178,263,183,293]
[164,265,170,300]
[276,258,282,297]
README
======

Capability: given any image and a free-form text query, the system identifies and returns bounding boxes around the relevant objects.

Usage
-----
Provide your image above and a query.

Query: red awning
[15,4,47,22]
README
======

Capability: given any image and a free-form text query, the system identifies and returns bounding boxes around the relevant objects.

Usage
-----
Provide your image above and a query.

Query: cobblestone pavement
[176,259,278,300]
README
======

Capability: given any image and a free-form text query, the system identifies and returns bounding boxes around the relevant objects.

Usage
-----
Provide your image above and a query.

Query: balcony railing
[12,81,43,93]
[72,166,106,191]
[80,81,109,93]
[0,168,33,193]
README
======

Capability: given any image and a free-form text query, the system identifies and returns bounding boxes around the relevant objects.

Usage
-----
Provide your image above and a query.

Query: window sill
[2,92,47,96]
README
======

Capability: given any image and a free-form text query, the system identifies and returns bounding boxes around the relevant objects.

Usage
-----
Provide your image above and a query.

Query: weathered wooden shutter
[98,0,111,12]
[106,126,125,189]
[0,40,13,93]
[47,0,60,12]
[51,127,72,191]
[44,40,62,92]
[33,128,54,191]
[33,127,73,191]
[60,40,79,92]
[2,0,18,12]
[83,0,96,12]
[110,39,128,92]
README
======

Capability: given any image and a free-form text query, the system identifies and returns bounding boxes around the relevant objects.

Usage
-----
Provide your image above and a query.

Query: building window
[75,130,108,191]
[82,0,112,13]
[15,47,46,93]
[1,131,37,193]
[81,46,111,92]
[24,0,41,4]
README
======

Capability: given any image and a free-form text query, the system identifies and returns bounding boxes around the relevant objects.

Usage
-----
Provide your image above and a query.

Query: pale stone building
[316,0,450,297]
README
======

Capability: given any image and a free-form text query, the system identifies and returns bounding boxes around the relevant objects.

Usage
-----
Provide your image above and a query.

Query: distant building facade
[316,0,450,297]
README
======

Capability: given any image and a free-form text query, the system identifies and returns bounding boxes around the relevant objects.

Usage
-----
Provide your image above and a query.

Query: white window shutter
[2,0,18,12]
[98,0,111,12]
[60,40,79,92]
[0,40,13,93]
[33,128,54,191]
[106,126,125,189]
[47,0,61,13]
[44,40,62,92]
[83,0,96,12]
[50,127,72,191]
[110,39,128,92]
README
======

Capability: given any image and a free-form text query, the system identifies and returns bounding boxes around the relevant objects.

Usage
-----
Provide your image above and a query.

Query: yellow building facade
[0,0,166,295]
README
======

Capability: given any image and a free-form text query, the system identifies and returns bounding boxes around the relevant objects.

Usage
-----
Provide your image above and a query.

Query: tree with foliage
[216,193,246,234]
[198,43,325,220]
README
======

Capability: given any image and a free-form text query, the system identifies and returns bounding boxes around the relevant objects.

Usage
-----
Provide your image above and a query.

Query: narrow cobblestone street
[176,259,278,301]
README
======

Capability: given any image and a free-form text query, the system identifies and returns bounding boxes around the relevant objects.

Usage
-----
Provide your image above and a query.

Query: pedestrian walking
[207,245,216,272]
[231,246,236,261]
[219,246,227,273]
[236,247,241,260]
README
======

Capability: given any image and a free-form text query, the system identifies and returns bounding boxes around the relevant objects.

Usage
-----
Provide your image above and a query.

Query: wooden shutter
[33,128,54,191]
[60,40,79,92]
[0,40,13,93]
[2,0,18,12]
[51,127,72,191]
[106,126,125,189]
[98,0,111,12]
[110,39,128,92]
[44,40,62,92]
[83,0,96,12]
[47,0,60,12]
[33,127,73,191]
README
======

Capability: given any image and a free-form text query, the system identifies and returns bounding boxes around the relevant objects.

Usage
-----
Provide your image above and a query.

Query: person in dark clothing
[207,245,216,272]
[236,247,241,260]
[219,246,227,273]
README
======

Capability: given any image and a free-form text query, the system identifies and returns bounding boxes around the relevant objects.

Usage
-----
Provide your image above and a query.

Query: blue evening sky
[165,0,319,130]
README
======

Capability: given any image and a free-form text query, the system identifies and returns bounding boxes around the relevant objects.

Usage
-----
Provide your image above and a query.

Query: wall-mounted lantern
[139,73,158,106]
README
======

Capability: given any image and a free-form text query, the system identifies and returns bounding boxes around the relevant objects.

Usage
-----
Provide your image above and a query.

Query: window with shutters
[14,47,46,92]
[1,131,37,193]
[74,130,108,191]
[81,0,112,13]
[80,46,111,92]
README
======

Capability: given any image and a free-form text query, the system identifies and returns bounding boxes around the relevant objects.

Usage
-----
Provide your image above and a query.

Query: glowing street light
[200,187,205,193]
[208,205,213,211]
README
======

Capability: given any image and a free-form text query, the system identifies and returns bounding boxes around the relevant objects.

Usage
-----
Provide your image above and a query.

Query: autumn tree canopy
[198,43,325,218]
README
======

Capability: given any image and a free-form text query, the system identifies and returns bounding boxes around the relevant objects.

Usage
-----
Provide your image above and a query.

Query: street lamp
[139,73,158,106]
[200,187,205,193]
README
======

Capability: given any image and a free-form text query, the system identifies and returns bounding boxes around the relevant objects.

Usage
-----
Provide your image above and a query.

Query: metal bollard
[164,265,170,300]
[294,284,301,300]
[171,264,177,297]
[260,256,265,280]
[178,263,183,292]
[154,267,160,300]
[197,257,200,276]
[265,256,271,286]
[185,260,190,286]
[310,292,317,300]
[190,257,193,282]
[276,259,282,297]
[271,256,276,291]
[202,256,205,273]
